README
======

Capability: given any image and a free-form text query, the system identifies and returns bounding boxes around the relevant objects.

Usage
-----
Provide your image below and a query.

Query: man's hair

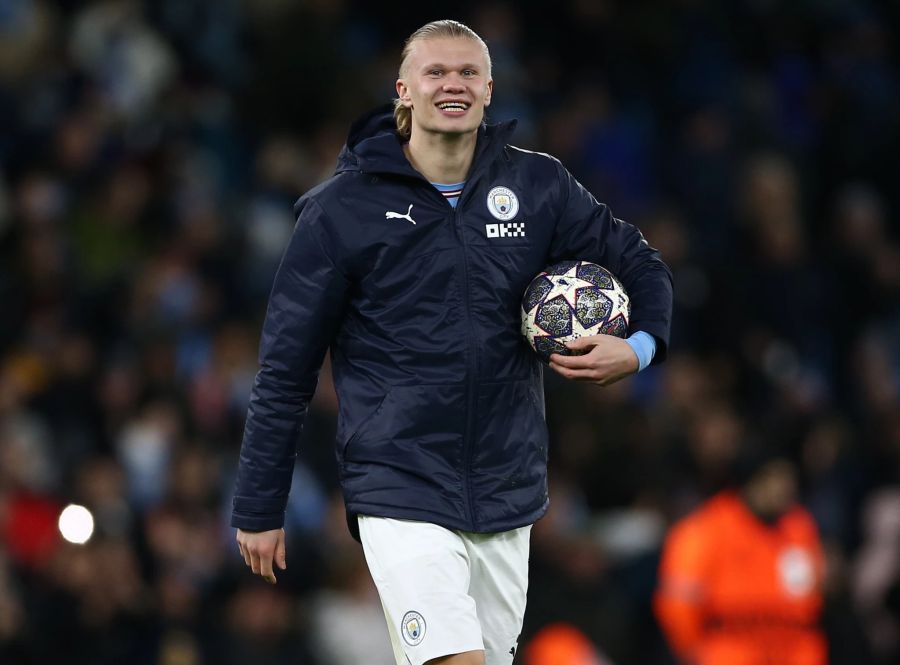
[394,20,491,141]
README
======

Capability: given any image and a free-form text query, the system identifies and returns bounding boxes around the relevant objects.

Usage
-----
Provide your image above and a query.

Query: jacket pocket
[343,383,467,475]
[340,387,393,461]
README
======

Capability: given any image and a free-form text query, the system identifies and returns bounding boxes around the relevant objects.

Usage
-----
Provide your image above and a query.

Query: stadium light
[58,504,95,545]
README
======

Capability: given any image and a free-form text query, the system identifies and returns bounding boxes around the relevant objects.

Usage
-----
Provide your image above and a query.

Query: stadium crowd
[1,1,899,663]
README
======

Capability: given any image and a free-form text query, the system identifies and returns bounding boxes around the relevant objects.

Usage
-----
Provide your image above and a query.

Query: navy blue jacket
[231,106,673,534]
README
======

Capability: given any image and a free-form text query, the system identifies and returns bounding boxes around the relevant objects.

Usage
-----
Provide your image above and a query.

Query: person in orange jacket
[522,623,611,665]
[654,451,827,665]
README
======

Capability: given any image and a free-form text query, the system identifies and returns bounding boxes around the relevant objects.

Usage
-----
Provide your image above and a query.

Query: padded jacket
[231,106,673,534]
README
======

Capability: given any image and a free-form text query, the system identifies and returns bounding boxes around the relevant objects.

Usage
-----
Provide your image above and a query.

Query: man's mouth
[436,101,470,114]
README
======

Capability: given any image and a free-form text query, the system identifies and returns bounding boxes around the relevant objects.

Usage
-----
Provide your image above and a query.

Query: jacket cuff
[231,495,287,531]
[231,511,285,531]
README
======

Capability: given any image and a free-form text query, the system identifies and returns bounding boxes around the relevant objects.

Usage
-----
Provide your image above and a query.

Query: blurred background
[1,0,899,663]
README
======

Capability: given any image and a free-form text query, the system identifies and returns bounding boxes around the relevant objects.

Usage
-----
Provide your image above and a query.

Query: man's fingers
[276,535,287,571]
[238,542,251,567]
[549,351,597,369]
[236,538,251,567]
[549,353,597,370]
[549,362,598,381]
[259,552,276,584]
[250,549,262,575]
[550,361,625,385]
[563,337,596,352]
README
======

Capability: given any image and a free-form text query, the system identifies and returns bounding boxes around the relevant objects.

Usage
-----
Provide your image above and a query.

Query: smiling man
[232,19,673,665]
[395,31,492,188]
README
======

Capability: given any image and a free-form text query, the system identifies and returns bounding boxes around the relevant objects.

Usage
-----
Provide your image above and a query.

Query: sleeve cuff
[231,495,288,531]
[626,330,657,371]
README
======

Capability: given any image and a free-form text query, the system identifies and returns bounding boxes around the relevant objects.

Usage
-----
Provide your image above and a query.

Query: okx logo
[486,222,525,238]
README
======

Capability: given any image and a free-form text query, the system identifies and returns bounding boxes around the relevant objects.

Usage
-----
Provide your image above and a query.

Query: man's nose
[442,77,466,92]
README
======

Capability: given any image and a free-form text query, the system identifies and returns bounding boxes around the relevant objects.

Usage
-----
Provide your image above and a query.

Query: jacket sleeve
[549,162,674,363]
[231,197,350,531]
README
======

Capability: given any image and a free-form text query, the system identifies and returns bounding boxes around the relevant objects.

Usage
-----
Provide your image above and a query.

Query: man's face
[396,37,493,138]
[748,459,797,521]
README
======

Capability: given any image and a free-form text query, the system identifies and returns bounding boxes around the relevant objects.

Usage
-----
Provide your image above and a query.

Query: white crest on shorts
[487,186,519,221]
[401,610,426,646]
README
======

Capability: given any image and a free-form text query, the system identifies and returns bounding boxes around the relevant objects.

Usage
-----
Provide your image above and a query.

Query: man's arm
[546,161,673,384]
[232,197,350,580]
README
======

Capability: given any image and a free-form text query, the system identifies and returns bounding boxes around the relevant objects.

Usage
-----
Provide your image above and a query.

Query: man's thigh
[464,525,531,664]
[358,516,485,665]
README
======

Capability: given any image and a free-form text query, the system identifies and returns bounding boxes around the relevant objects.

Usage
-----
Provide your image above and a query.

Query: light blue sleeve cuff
[625,331,657,371]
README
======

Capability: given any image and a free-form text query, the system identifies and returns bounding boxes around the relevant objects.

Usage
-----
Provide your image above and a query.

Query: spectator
[654,452,827,665]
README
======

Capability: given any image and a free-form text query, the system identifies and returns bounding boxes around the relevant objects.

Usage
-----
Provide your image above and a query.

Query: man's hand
[549,335,639,386]
[236,528,286,584]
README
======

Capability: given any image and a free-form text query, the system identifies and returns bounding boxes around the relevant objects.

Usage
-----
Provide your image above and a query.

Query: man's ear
[484,79,493,107]
[396,79,412,108]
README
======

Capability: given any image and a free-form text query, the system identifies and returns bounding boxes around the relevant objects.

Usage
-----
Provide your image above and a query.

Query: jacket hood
[335,103,518,179]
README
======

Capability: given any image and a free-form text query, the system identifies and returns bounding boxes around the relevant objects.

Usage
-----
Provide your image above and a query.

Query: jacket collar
[335,104,517,181]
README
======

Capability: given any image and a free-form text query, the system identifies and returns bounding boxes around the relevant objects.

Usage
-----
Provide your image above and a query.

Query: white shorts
[358,515,531,665]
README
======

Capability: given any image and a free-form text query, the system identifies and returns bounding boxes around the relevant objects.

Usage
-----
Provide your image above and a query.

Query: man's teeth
[438,103,468,110]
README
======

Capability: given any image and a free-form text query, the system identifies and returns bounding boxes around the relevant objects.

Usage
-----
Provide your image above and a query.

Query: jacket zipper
[450,169,500,531]
[421,176,486,530]
[451,204,478,529]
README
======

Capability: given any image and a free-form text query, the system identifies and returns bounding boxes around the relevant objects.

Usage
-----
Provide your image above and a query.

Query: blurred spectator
[854,489,900,664]
[69,0,178,121]
[731,153,835,409]
[0,549,27,661]
[309,497,394,665]
[523,622,612,665]
[207,582,312,665]
[654,453,827,665]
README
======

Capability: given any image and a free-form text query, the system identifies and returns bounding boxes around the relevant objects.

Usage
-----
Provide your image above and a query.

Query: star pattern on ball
[542,266,596,310]
[521,261,631,363]
[569,310,599,340]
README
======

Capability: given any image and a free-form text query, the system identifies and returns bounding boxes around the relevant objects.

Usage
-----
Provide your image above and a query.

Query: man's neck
[404,129,477,184]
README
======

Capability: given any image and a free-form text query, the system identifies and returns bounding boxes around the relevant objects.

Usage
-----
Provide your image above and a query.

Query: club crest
[487,186,519,221]
[401,610,426,646]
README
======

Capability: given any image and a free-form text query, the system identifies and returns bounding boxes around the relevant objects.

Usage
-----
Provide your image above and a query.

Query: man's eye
[463,70,476,76]
[429,70,443,76]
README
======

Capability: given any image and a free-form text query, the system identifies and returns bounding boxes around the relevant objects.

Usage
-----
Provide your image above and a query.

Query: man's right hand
[236,528,286,584]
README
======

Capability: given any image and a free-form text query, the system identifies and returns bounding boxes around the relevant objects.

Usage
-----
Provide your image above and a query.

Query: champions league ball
[521,261,630,362]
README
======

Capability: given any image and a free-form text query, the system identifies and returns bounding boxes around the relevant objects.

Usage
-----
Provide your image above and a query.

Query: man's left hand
[549,335,639,386]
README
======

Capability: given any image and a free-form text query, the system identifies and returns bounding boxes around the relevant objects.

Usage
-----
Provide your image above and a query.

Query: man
[654,453,827,665]
[233,19,672,665]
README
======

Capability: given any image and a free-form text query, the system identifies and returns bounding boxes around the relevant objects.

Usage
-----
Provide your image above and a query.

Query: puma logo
[386,204,416,225]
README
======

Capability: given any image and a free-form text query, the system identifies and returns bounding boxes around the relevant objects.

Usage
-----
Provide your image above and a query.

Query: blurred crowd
[1,1,899,664]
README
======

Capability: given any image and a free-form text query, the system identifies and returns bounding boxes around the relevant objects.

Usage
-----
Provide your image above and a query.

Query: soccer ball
[521,260,630,362]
